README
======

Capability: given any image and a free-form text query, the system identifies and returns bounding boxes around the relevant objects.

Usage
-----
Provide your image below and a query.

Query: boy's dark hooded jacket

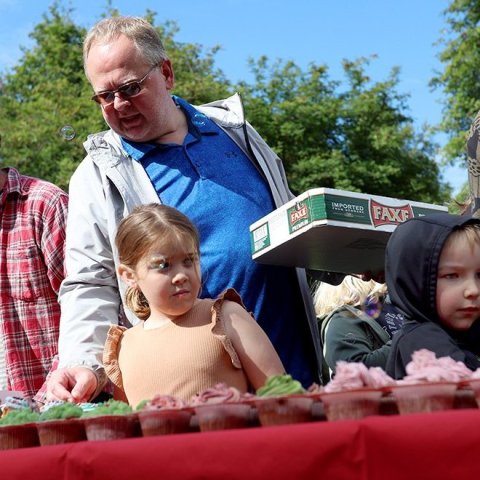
[385,212,480,379]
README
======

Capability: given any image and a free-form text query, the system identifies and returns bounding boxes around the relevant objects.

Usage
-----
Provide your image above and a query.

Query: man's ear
[161,59,175,90]
[118,264,137,287]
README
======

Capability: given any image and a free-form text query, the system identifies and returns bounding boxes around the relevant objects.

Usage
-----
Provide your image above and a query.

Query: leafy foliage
[0,2,231,191]
[0,1,450,205]
[0,2,98,189]
[240,56,450,202]
[430,0,480,164]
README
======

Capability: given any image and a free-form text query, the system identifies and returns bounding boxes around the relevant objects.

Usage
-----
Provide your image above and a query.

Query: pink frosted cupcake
[390,350,466,414]
[137,395,192,436]
[390,382,458,414]
[191,383,255,431]
[320,388,384,421]
[320,362,390,421]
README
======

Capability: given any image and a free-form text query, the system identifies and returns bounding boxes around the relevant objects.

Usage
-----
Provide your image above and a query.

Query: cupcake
[320,363,389,421]
[191,384,255,431]
[320,388,384,421]
[37,402,86,446]
[0,407,40,450]
[390,382,458,414]
[390,350,464,415]
[137,395,192,436]
[82,400,138,441]
[255,374,314,426]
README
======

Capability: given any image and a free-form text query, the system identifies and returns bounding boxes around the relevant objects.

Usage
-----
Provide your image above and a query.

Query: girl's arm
[221,301,285,390]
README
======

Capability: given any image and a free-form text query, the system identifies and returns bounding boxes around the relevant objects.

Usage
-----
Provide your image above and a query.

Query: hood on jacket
[385,212,480,324]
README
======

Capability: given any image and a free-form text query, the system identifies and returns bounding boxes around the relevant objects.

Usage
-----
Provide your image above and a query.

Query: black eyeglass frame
[91,65,159,106]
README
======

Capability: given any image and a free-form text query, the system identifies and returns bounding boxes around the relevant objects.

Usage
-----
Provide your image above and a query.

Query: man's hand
[46,367,98,403]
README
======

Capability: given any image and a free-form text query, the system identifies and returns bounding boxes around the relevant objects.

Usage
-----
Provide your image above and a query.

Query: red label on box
[369,199,413,227]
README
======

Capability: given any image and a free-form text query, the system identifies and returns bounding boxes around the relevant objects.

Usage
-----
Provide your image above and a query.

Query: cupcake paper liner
[37,418,86,446]
[0,423,40,450]
[390,382,458,415]
[83,413,139,441]
[320,388,384,421]
[194,403,254,431]
[138,409,193,436]
[254,395,314,426]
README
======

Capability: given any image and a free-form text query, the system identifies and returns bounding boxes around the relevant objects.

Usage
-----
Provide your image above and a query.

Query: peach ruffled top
[103,289,249,407]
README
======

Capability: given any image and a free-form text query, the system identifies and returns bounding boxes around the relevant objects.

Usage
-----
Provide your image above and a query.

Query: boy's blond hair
[445,222,480,251]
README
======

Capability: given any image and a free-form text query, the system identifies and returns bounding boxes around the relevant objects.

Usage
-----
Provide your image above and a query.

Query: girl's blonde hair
[313,275,387,318]
[115,203,200,320]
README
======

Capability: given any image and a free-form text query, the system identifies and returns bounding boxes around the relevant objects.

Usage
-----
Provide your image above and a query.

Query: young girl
[385,212,480,379]
[103,203,285,407]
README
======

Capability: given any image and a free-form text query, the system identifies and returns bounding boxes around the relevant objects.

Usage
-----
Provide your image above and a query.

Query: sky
[0,0,467,194]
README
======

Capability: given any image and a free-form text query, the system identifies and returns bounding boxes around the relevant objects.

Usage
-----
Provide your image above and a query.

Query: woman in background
[314,275,404,381]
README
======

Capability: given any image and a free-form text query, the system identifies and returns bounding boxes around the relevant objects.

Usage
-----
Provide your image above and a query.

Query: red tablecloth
[2,409,480,480]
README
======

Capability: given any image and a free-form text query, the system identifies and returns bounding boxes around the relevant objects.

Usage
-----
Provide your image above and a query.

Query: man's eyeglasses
[91,65,158,106]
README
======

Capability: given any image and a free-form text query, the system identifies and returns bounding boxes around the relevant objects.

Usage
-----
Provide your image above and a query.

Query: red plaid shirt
[0,168,68,398]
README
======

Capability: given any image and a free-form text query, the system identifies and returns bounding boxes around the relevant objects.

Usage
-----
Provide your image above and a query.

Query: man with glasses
[47,16,321,402]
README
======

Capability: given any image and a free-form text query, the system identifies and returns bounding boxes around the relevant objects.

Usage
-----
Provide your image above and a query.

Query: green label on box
[412,206,441,217]
[325,194,371,224]
[251,222,270,254]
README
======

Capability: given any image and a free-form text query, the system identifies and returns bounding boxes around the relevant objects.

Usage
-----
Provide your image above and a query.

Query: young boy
[385,212,480,379]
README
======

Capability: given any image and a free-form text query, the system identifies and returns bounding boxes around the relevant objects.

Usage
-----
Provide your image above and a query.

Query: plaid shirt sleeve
[36,184,69,293]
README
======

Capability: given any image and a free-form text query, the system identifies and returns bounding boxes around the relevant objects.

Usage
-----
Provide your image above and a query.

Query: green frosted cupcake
[82,400,138,441]
[37,403,86,446]
[82,400,132,417]
[0,408,40,450]
[39,403,83,421]
[255,375,313,426]
[256,374,306,397]
[0,408,40,425]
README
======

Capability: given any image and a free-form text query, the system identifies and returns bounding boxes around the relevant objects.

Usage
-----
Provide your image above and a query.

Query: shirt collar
[2,167,23,195]
[0,168,27,206]
[121,95,218,162]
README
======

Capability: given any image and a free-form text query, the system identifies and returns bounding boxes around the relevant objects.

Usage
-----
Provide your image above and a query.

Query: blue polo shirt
[122,96,317,386]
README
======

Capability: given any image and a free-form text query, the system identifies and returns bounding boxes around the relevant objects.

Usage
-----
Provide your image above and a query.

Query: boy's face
[436,235,480,330]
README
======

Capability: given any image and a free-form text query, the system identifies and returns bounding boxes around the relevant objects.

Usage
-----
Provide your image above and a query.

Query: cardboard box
[250,188,448,275]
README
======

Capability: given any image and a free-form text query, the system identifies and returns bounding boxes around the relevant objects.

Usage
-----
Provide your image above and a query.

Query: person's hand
[46,367,98,403]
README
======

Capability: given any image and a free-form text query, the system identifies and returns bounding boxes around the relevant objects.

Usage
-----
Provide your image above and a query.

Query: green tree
[0,2,231,191]
[430,0,480,164]
[0,1,94,189]
[0,1,450,205]
[240,56,450,203]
